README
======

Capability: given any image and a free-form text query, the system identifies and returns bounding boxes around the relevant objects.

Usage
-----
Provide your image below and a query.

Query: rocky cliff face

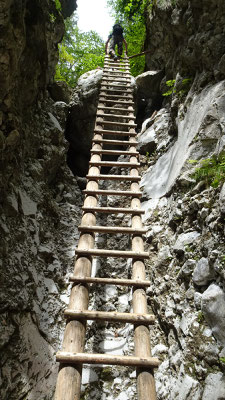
[0,1,79,399]
[135,0,225,398]
[1,0,225,399]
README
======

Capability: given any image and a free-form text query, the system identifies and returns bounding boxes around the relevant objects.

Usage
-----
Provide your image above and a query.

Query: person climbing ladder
[105,23,128,61]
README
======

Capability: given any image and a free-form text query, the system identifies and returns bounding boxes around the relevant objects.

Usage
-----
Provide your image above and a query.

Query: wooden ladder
[55,55,158,400]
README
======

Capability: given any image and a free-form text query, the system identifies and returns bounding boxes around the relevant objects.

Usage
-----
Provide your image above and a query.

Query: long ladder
[55,55,158,400]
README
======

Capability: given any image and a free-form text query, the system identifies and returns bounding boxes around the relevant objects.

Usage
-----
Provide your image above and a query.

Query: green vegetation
[189,155,225,188]
[220,357,225,364]
[107,0,151,76]
[55,0,62,12]
[197,311,204,324]
[163,78,192,97]
[55,14,104,87]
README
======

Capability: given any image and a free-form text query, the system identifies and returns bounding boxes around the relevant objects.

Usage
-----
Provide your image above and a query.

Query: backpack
[113,24,123,36]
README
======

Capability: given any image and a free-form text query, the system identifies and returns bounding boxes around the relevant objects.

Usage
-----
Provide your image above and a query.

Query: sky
[76,0,114,41]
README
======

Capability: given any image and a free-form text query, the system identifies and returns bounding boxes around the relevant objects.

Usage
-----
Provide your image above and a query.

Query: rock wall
[135,0,225,398]
[0,1,79,399]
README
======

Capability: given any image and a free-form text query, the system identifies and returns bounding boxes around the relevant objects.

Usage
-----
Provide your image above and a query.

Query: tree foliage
[107,0,150,76]
[55,14,104,87]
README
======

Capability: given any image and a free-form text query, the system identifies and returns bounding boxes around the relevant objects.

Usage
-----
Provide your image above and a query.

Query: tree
[55,14,104,87]
[107,0,150,76]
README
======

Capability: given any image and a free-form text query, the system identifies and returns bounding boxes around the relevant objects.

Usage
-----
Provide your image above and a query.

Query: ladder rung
[56,352,159,368]
[96,120,137,128]
[102,77,131,83]
[97,106,134,113]
[100,93,133,99]
[82,206,144,214]
[78,225,146,234]
[89,161,140,168]
[94,129,136,136]
[102,74,131,79]
[101,88,133,94]
[86,174,141,181]
[99,98,134,105]
[83,189,142,196]
[97,112,135,120]
[69,276,149,286]
[64,309,155,324]
[101,82,131,89]
[104,61,130,66]
[92,138,137,146]
[104,65,130,70]
[75,248,149,259]
[90,149,138,156]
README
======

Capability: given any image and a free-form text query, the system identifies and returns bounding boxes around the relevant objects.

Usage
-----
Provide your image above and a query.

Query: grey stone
[173,231,200,254]
[48,112,63,132]
[202,373,225,400]
[202,284,225,345]
[180,259,196,277]
[193,257,215,286]
[66,69,103,176]
[215,135,225,157]
[219,183,225,214]
[141,82,225,199]
[4,193,18,216]
[135,70,164,101]
[18,190,37,216]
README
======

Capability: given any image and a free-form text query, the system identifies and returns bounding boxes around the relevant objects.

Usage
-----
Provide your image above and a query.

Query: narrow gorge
[0,1,225,399]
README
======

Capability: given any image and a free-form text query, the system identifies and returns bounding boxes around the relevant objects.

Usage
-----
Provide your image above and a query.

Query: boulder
[173,231,200,255]
[65,69,103,176]
[201,284,225,345]
[192,257,215,286]
[202,373,225,400]
[48,81,71,104]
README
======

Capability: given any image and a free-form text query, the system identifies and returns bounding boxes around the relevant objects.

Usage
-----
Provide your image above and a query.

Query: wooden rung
[82,206,144,214]
[69,276,150,287]
[83,189,142,196]
[75,248,149,259]
[86,174,141,181]
[102,74,131,79]
[97,112,135,120]
[102,77,131,83]
[90,149,138,156]
[89,161,140,168]
[104,64,130,69]
[64,309,155,324]
[100,93,133,99]
[101,88,133,94]
[94,129,136,137]
[97,106,134,113]
[101,82,131,88]
[92,138,137,146]
[78,225,146,234]
[99,98,134,105]
[103,71,130,75]
[56,352,159,368]
[96,120,137,128]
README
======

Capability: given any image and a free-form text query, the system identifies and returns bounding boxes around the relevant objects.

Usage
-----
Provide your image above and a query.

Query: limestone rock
[141,81,225,198]
[219,183,225,215]
[192,257,215,286]
[201,284,225,345]
[66,69,103,176]
[173,231,200,255]
[202,373,225,400]
[48,81,71,103]
[19,190,37,216]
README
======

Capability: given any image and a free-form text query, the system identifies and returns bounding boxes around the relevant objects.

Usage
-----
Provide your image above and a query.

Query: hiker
[105,23,128,61]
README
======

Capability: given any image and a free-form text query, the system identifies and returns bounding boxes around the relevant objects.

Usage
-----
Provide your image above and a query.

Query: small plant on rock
[190,155,225,188]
